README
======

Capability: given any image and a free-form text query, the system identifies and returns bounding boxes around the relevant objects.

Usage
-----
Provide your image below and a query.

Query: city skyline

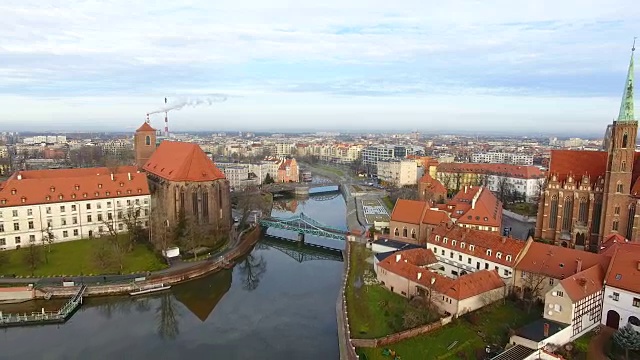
[0,1,638,134]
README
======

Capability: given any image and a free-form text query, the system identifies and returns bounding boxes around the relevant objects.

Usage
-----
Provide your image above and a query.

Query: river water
[0,191,346,360]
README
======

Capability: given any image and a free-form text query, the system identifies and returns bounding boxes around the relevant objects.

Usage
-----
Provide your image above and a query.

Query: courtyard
[361,199,391,224]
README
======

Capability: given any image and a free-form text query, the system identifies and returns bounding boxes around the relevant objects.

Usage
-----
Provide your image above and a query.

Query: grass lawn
[505,203,538,217]
[382,196,395,211]
[0,239,168,277]
[358,300,542,360]
[319,165,345,177]
[346,244,438,339]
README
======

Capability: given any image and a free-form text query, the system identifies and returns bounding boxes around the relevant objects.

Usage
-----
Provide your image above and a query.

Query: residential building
[600,242,640,330]
[362,144,424,169]
[418,173,447,203]
[435,186,503,232]
[471,152,534,166]
[102,139,132,157]
[0,166,150,250]
[427,225,526,280]
[217,164,255,189]
[535,49,637,251]
[139,129,232,235]
[277,158,299,183]
[375,248,506,317]
[388,199,452,245]
[377,159,418,186]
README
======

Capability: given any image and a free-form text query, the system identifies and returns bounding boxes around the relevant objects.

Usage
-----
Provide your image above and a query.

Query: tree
[23,242,43,276]
[236,185,270,229]
[521,271,547,313]
[91,240,117,273]
[264,173,275,184]
[496,176,516,204]
[181,216,208,260]
[613,324,640,360]
[156,292,180,340]
[122,204,144,252]
[40,227,56,264]
[237,253,267,291]
[452,172,463,192]
[149,195,174,254]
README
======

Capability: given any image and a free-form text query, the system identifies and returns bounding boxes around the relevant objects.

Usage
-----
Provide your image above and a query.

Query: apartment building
[0,166,150,250]
[471,152,534,166]
[376,159,418,186]
[362,144,424,168]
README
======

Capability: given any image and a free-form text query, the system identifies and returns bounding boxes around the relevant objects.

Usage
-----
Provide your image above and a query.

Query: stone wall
[42,226,261,298]
[350,316,453,348]
[503,209,536,223]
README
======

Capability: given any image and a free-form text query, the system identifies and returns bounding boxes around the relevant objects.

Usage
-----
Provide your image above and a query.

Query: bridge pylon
[297,232,305,242]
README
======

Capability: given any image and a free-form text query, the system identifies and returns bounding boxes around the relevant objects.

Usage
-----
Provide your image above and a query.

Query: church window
[617,183,624,193]
[145,135,151,146]
[202,192,209,222]
[578,198,588,223]
[562,196,572,231]
[592,200,602,235]
[549,196,558,230]
[615,205,620,215]
[613,220,619,232]
[622,161,627,172]
[192,192,199,220]
[402,227,408,237]
[622,133,628,148]
[627,203,635,240]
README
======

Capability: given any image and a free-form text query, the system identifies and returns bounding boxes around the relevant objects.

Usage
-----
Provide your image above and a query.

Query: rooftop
[143,141,226,182]
[515,318,567,342]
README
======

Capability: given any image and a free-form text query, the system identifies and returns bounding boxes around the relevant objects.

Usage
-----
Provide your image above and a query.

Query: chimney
[576,258,583,274]
[464,186,468,193]
[396,254,401,263]
[543,323,550,338]
[502,237,507,244]
[417,272,422,280]
[16,174,22,180]
[128,172,132,181]
[110,173,114,181]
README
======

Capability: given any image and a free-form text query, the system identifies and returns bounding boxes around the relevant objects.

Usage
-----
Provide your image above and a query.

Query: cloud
[0,0,638,131]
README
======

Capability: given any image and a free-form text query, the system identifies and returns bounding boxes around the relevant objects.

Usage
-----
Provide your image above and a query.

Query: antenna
[633,37,637,52]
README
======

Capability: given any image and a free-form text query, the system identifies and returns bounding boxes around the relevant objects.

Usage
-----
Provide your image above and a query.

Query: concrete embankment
[503,209,536,223]
[39,226,261,298]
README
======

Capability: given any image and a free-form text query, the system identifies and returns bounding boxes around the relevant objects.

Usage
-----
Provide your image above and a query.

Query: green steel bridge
[259,212,348,241]
[262,235,344,262]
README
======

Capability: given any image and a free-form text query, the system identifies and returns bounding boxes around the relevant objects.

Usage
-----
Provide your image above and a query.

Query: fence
[350,316,453,348]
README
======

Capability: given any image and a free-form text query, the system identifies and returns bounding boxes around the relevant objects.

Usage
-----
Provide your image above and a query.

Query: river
[0,191,346,360]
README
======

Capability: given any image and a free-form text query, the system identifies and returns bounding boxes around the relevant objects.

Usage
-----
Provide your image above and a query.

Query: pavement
[587,326,614,360]
[502,215,535,240]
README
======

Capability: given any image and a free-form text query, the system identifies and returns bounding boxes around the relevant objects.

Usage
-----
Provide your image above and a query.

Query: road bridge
[262,235,343,262]
[263,183,340,195]
[259,212,349,241]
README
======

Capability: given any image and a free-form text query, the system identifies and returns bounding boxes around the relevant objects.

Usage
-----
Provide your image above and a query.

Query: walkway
[587,326,614,360]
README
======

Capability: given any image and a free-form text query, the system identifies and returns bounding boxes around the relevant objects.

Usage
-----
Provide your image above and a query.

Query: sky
[0,1,638,135]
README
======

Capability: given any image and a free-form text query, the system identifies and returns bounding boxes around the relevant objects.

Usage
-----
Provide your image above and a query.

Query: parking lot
[361,199,390,223]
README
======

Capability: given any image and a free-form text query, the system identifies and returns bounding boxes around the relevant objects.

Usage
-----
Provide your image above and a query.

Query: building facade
[600,243,640,330]
[362,144,424,168]
[535,49,637,251]
[377,159,418,186]
[471,152,534,166]
[0,166,150,250]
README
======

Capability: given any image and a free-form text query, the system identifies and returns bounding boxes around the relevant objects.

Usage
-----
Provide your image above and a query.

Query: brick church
[134,122,232,237]
[535,47,637,252]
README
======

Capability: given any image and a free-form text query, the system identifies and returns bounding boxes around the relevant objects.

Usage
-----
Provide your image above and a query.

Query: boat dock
[0,284,86,328]
[130,283,171,296]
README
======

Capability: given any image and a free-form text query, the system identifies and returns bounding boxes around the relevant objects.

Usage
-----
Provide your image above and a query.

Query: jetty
[130,283,171,296]
[0,284,86,328]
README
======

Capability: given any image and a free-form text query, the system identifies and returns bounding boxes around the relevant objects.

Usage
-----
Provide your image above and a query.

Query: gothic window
[622,133,628,148]
[145,135,151,146]
[614,205,620,215]
[613,220,619,232]
[394,228,399,236]
[617,183,624,193]
[627,203,636,240]
[562,196,573,231]
[411,229,416,239]
[192,191,199,219]
[402,228,408,237]
[621,161,627,172]
[592,200,602,235]
[549,195,558,230]
[202,192,209,221]
[578,198,588,223]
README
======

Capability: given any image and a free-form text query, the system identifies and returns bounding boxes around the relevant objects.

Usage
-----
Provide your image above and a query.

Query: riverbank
[35,225,261,299]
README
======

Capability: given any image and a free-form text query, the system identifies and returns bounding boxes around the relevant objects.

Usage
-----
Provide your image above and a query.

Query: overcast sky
[0,1,638,135]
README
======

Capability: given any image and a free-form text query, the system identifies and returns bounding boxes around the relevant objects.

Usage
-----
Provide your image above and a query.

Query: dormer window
[71,194,76,199]
[469,245,475,251]
[98,184,102,189]
[496,252,502,259]
[83,193,87,198]
[443,237,448,244]
[0,199,6,204]
[120,182,124,187]
[10,189,16,195]
[460,242,466,249]
[435,235,440,242]
[94,191,99,196]
[106,191,110,196]
[484,217,488,221]
[137,189,142,193]
[50,186,55,193]
[117,191,121,195]
[506,255,512,262]
[46,195,51,201]
[74,184,80,190]
[58,195,63,200]
[451,240,457,247]
[486,249,492,256]
[126,190,131,194]
[21,197,26,203]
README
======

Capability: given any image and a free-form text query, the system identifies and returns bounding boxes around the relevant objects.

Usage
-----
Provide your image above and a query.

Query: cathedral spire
[617,38,636,122]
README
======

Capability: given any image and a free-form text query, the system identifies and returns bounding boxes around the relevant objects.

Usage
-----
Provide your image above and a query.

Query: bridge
[263,182,340,195]
[259,212,349,241]
[262,235,344,262]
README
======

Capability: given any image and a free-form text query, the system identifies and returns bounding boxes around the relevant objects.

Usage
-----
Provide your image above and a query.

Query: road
[502,215,535,240]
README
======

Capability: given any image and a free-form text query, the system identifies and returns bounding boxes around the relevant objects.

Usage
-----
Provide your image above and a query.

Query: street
[502,215,535,240]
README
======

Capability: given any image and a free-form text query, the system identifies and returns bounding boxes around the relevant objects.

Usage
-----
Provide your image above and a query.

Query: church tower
[134,120,157,168]
[600,42,636,245]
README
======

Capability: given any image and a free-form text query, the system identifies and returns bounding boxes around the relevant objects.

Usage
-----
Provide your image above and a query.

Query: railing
[0,284,86,327]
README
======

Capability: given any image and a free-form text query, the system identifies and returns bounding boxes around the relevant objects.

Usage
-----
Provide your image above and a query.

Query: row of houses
[372,227,639,354]
[215,157,300,189]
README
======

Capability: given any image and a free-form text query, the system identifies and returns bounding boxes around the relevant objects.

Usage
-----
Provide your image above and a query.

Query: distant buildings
[362,144,424,169]
[216,157,300,189]
[22,135,67,145]
[471,152,533,166]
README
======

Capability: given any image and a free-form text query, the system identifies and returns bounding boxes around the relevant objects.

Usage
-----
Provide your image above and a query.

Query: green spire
[617,39,636,122]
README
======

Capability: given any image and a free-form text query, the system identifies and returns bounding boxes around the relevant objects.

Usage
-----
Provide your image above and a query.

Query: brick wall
[351,315,452,348]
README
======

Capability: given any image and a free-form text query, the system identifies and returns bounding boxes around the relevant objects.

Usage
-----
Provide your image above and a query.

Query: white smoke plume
[148,94,228,115]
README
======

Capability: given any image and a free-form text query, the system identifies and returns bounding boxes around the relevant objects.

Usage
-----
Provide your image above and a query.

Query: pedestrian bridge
[262,235,344,263]
[259,212,349,241]
[263,183,340,195]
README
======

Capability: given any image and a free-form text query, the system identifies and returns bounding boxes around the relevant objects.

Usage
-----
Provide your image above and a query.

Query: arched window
[411,229,416,239]
[549,195,559,230]
[615,205,620,215]
[622,133,628,148]
[613,220,619,232]
[145,135,151,146]
[622,161,627,172]
[402,228,408,237]
[627,203,636,240]
[617,183,624,193]
[394,228,399,236]
[578,198,589,224]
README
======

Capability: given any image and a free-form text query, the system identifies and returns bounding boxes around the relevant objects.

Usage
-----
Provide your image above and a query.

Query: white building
[601,243,640,331]
[216,164,258,189]
[0,166,150,250]
[471,152,534,166]
[376,159,418,186]
[101,139,132,156]
[486,173,545,202]
[362,144,424,168]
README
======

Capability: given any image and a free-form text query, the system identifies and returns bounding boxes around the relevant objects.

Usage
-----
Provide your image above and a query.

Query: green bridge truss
[259,212,348,240]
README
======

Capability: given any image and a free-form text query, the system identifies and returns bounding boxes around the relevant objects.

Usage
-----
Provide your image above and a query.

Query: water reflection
[156,293,180,340]
[172,269,232,322]
[237,253,268,291]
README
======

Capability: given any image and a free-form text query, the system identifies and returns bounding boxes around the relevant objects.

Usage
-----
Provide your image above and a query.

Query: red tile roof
[390,199,427,225]
[600,233,630,255]
[549,150,640,191]
[515,240,612,279]
[378,248,504,300]
[604,243,640,293]
[422,208,451,226]
[446,186,502,228]
[559,264,605,302]
[136,122,156,132]
[0,166,149,207]
[143,141,225,182]
[419,173,447,194]
[437,163,544,179]
[429,224,526,267]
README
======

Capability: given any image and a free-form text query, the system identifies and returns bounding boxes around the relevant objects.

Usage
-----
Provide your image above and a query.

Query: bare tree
[236,185,270,229]
[149,196,174,254]
[122,204,144,252]
[180,216,210,260]
[23,241,43,276]
[496,176,515,204]
[91,240,117,273]
[521,271,548,313]
[438,172,453,194]
[40,227,56,264]
[453,172,463,192]
[156,292,180,340]
[238,253,267,291]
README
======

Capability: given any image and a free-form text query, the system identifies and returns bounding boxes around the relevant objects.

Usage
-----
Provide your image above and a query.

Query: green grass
[382,196,395,211]
[358,300,542,360]
[505,203,538,217]
[346,244,438,339]
[319,165,345,177]
[0,239,168,277]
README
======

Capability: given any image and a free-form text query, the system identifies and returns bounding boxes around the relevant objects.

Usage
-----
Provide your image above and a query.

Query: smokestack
[164,112,169,138]
[576,258,583,274]
[145,113,149,123]
[543,323,549,338]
